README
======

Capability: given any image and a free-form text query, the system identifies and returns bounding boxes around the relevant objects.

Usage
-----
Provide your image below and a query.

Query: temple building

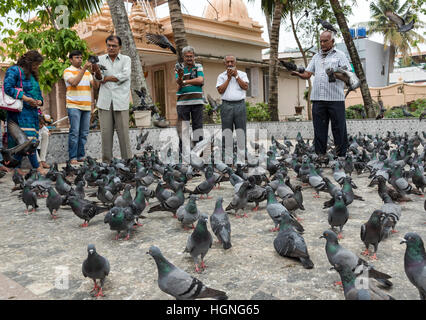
[1,0,309,126]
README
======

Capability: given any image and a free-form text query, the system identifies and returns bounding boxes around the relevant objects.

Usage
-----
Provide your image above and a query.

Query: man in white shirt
[95,35,132,163]
[216,55,249,164]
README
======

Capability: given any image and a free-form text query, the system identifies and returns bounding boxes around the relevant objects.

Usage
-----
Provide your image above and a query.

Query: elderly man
[175,46,205,161]
[291,30,351,158]
[216,55,249,164]
[95,35,132,163]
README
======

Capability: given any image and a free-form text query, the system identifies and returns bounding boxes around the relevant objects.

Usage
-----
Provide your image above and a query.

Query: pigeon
[68,197,108,227]
[114,184,133,208]
[148,185,185,218]
[176,195,200,230]
[206,94,220,115]
[96,184,118,207]
[129,186,147,227]
[189,167,216,199]
[273,213,314,269]
[380,193,401,237]
[22,184,38,214]
[419,110,426,121]
[147,246,228,300]
[360,210,385,260]
[308,164,327,197]
[384,10,415,33]
[401,232,426,300]
[412,163,426,193]
[265,186,304,232]
[316,18,338,33]
[46,186,62,219]
[55,173,73,196]
[12,169,24,190]
[246,176,267,211]
[332,66,360,98]
[402,108,415,117]
[320,230,393,288]
[82,244,110,298]
[136,131,149,150]
[184,213,213,273]
[104,207,136,240]
[280,60,305,74]
[331,263,395,300]
[226,180,250,218]
[210,197,232,250]
[146,33,177,54]
[327,191,349,239]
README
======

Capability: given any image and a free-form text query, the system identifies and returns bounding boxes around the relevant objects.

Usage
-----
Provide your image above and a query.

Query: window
[245,68,252,97]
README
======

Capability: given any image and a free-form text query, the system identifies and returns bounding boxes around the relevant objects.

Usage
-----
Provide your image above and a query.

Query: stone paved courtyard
[0,156,425,300]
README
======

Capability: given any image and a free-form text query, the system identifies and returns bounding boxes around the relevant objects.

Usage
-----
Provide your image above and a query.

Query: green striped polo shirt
[175,63,205,106]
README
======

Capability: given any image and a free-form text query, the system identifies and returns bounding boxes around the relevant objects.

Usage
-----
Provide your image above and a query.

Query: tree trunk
[268,1,284,122]
[329,0,375,118]
[168,0,188,62]
[106,0,152,106]
[387,44,396,85]
[289,7,312,120]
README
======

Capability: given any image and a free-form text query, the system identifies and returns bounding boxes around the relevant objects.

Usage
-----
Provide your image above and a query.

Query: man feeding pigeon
[175,46,205,163]
[95,35,132,163]
[291,30,351,159]
[216,55,249,165]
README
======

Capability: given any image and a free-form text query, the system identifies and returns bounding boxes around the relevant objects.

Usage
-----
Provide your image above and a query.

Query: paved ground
[0,154,425,300]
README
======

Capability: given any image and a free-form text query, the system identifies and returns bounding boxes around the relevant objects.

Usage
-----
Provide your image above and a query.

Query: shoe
[40,161,50,169]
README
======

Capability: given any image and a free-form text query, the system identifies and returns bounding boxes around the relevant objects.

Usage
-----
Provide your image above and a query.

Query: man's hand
[83,61,92,71]
[101,76,119,84]
[290,71,300,77]
[226,68,233,80]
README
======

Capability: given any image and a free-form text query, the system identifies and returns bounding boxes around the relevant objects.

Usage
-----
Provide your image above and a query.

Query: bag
[0,67,23,112]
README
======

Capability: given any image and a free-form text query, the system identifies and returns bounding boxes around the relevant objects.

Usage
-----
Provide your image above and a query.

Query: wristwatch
[235,75,240,80]
[183,80,187,85]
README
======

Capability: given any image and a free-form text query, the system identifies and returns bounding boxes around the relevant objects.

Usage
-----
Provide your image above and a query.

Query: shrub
[345,108,356,119]
[247,102,271,122]
[346,104,365,119]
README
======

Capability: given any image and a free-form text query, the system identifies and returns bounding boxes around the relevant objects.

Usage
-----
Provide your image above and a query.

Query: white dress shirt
[216,70,249,101]
[96,53,131,111]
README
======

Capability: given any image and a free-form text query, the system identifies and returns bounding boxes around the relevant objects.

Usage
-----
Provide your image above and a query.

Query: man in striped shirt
[63,50,97,164]
[291,30,351,158]
[175,46,205,161]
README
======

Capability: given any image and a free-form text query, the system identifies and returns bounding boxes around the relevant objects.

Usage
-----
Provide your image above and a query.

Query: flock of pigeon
[1,129,425,300]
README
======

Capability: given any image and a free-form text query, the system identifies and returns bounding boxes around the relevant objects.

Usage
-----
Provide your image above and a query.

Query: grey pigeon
[380,193,401,238]
[332,263,395,300]
[384,10,415,32]
[46,186,62,219]
[22,184,38,214]
[274,213,314,269]
[308,164,327,197]
[148,185,185,218]
[183,213,213,273]
[147,246,228,300]
[82,244,110,298]
[316,18,338,33]
[327,191,349,239]
[68,196,108,227]
[320,230,393,288]
[189,167,215,199]
[401,232,426,300]
[265,186,304,233]
[226,180,250,218]
[104,207,136,240]
[177,195,201,230]
[114,184,133,208]
[361,210,385,260]
[210,197,232,250]
[146,33,177,54]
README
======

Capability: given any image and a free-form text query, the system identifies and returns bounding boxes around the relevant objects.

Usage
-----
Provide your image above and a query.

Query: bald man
[291,30,351,159]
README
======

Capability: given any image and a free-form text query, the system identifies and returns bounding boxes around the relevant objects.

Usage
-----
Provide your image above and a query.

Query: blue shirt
[306,48,351,101]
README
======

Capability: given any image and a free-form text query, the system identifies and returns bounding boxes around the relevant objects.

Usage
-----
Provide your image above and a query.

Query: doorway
[153,69,166,117]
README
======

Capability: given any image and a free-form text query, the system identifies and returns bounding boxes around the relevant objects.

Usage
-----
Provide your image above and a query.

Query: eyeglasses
[107,44,119,48]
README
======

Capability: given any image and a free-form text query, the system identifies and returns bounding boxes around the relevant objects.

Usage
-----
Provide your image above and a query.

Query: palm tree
[168,0,188,62]
[329,0,375,118]
[106,0,152,106]
[367,0,425,83]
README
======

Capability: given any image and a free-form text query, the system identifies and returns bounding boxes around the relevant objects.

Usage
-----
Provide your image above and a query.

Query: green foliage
[246,102,272,122]
[384,108,404,118]
[0,0,102,92]
[346,104,365,119]
[383,98,426,118]
[345,108,356,119]
[203,104,221,124]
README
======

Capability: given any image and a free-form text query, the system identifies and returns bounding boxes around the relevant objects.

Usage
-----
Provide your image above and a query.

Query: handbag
[0,67,23,112]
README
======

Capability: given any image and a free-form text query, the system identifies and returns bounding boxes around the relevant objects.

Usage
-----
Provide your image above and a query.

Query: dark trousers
[220,99,247,164]
[312,100,348,157]
[176,104,204,155]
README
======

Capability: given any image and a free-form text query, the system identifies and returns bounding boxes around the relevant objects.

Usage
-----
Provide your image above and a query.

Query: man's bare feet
[37,167,48,175]
[0,165,11,173]
[70,159,78,165]
[40,161,50,169]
